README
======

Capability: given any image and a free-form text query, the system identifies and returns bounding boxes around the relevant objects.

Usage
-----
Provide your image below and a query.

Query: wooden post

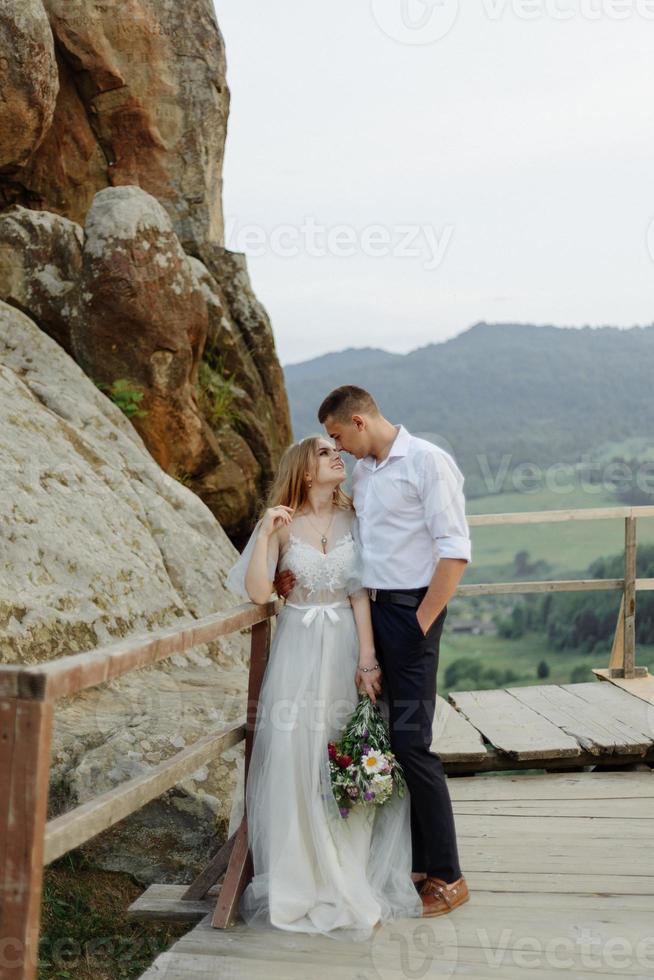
[212,618,271,928]
[607,594,625,672]
[181,833,236,902]
[210,819,253,928]
[623,516,637,679]
[600,516,648,679]
[243,619,272,780]
[0,696,54,980]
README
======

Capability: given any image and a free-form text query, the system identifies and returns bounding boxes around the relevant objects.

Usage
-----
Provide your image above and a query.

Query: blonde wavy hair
[263,436,352,515]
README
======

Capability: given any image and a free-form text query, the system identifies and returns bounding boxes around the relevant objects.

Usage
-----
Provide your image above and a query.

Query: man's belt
[368,587,427,608]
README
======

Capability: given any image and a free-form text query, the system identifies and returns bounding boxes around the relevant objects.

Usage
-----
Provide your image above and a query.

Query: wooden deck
[132,674,654,978]
[435,674,654,773]
[136,768,654,978]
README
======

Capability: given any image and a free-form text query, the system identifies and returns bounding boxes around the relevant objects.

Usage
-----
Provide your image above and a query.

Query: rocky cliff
[0,0,291,545]
[0,299,250,879]
[0,0,290,881]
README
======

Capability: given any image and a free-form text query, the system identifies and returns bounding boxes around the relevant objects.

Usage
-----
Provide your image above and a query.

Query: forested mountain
[284,322,654,497]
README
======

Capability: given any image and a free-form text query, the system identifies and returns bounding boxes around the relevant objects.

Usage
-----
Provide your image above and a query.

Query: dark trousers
[370,601,462,883]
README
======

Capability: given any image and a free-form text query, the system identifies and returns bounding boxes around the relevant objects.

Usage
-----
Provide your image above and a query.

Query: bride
[225,435,423,941]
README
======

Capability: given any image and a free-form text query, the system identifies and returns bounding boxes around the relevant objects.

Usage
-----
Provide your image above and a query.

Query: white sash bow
[286,601,349,628]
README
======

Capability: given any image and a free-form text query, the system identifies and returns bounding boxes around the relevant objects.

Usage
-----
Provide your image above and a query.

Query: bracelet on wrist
[358,663,381,672]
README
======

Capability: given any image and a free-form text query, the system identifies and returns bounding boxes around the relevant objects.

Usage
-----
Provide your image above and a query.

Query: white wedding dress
[225,508,422,941]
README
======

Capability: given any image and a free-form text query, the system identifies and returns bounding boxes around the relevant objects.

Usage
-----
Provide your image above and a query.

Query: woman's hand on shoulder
[259,505,294,538]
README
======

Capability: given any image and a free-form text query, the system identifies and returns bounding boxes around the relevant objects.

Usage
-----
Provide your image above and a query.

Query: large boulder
[2,0,228,250]
[0,204,82,355]
[0,188,292,545]
[0,300,249,881]
[0,0,59,171]
[72,185,211,476]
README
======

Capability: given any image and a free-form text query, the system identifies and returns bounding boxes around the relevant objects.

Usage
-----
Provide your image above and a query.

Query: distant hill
[283,322,654,498]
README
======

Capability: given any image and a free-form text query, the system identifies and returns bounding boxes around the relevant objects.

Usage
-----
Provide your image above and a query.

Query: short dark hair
[318,385,380,424]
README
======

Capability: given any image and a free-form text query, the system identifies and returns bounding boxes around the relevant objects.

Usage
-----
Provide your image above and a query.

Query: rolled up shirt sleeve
[418,448,472,563]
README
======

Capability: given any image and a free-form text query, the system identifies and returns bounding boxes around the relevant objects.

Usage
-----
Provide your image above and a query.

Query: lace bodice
[278,528,363,605]
[276,507,364,604]
[225,506,366,605]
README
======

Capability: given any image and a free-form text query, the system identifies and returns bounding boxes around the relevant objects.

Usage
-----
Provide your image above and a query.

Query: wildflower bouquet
[327,693,407,819]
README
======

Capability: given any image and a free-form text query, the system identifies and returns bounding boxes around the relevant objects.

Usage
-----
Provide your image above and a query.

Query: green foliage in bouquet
[327,694,407,819]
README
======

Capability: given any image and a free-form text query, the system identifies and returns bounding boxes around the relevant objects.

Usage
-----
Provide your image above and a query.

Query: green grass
[438,628,654,702]
[453,483,654,701]
[467,484,654,579]
[39,851,188,979]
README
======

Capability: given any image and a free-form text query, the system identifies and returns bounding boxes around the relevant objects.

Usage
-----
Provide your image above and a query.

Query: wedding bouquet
[327,693,407,819]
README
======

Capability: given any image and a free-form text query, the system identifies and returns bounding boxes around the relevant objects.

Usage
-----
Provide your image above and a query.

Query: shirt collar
[362,424,410,470]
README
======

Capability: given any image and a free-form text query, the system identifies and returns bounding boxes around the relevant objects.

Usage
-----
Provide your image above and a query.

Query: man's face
[323,415,371,459]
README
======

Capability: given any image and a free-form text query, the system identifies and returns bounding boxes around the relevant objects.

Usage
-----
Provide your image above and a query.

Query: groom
[278,385,471,918]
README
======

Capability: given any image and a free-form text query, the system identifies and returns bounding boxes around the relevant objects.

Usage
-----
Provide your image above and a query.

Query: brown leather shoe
[420,874,469,916]
[411,872,427,892]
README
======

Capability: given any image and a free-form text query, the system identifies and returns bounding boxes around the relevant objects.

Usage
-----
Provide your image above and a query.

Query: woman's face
[310,438,346,487]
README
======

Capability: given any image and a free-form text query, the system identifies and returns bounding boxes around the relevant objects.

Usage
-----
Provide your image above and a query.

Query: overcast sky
[214,1,654,365]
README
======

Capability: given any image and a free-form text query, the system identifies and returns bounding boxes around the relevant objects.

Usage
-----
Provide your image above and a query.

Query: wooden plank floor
[593,669,654,707]
[431,693,488,763]
[138,770,654,979]
[442,679,654,770]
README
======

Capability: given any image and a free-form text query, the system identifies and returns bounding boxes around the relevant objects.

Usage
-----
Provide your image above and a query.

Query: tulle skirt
[233,600,423,942]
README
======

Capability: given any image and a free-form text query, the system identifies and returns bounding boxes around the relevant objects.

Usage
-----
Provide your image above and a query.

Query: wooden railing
[463,505,654,680]
[1,504,652,978]
[0,599,282,980]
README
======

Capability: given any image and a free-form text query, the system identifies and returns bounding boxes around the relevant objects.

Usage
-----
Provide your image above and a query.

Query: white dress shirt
[351,424,472,590]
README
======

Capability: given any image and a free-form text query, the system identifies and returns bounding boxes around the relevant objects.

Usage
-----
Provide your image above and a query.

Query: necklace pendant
[321,535,328,547]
